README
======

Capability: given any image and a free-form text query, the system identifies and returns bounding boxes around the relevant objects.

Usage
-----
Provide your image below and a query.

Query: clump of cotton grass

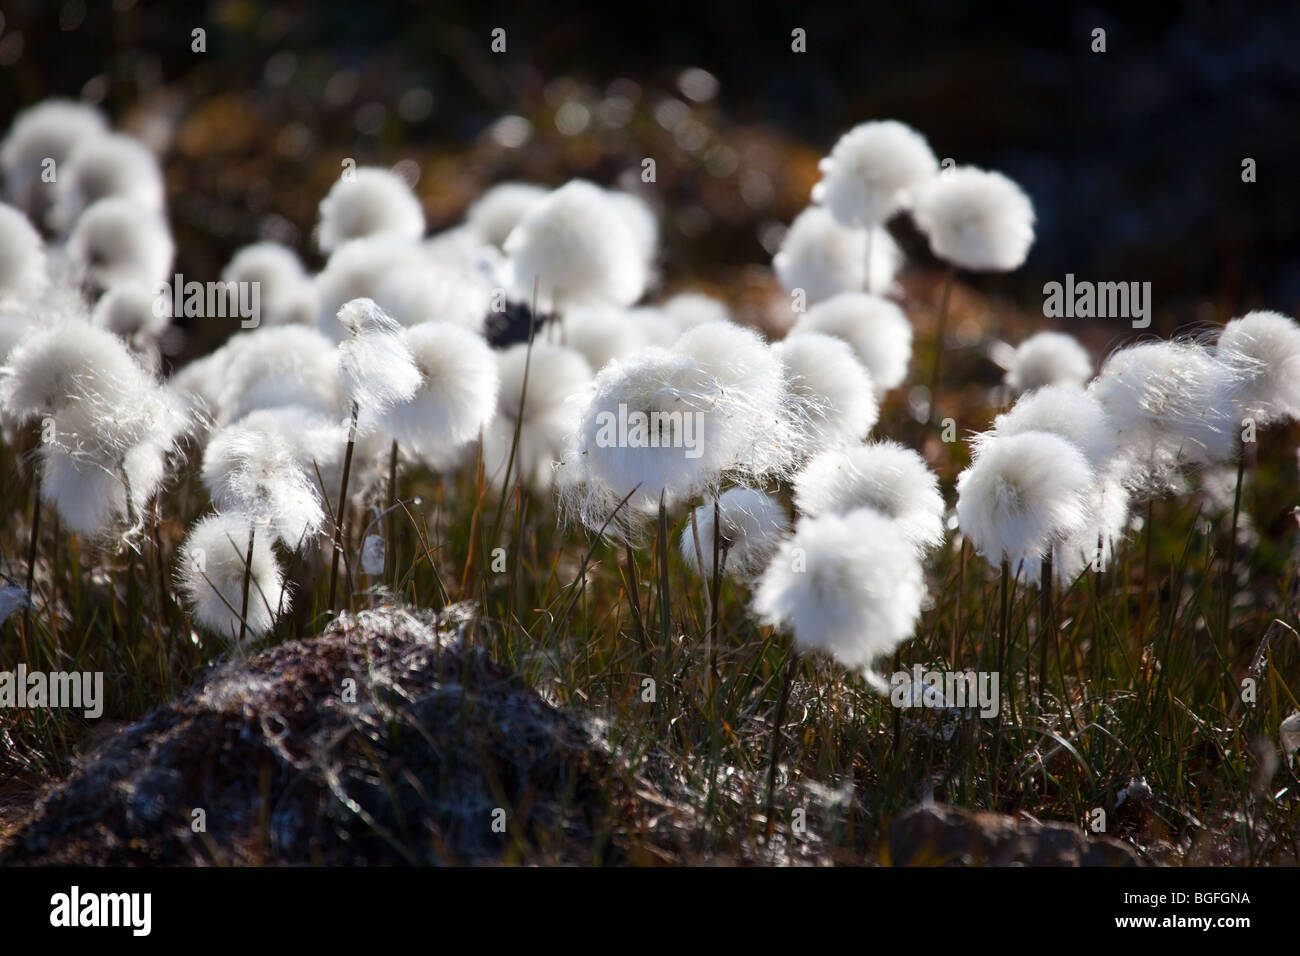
[65,197,174,291]
[48,132,165,233]
[813,120,938,229]
[177,512,288,643]
[1217,311,1300,426]
[1,100,107,222]
[327,298,420,611]
[1004,330,1093,394]
[788,291,912,396]
[372,260,491,334]
[317,166,425,254]
[912,166,1035,273]
[771,332,878,461]
[679,487,789,581]
[221,242,317,327]
[793,442,945,556]
[672,321,795,480]
[485,341,592,492]
[314,234,426,341]
[550,303,647,373]
[503,179,648,311]
[0,203,48,304]
[754,507,925,686]
[773,206,900,307]
[1088,339,1238,491]
[465,182,549,248]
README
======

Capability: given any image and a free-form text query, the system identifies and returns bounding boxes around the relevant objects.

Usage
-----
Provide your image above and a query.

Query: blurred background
[2,0,1298,351]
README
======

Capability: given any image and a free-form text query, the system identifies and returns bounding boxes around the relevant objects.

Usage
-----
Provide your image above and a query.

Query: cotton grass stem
[764,651,798,840]
[327,401,359,613]
[1038,549,1053,708]
[22,459,41,647]
[1223,447,1247,641]
[237,526,255,644]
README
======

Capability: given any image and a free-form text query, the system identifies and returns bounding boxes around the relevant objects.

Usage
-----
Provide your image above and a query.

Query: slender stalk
[657,491,670,653]
[709,495,721,689]
[21,460,41,650]
[386,439,399,586]
[238,526,255,644]
[1222,446,1247,641]
[327,402,359,613]
[1038,549,1053,708]
[1139,498,1155,634]
[764,651,798,839]
[992,558,1011,803]
[923,266,957,429]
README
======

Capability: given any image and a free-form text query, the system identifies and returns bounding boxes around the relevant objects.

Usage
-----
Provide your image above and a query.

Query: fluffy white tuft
[91,282,170,346]
[981,384,1117,472]
[65,197,173,290]
[661,291,732,330]
[912,166,1035,272]
[336,298,421,415]
[49,132,165,233]
[2,100,107,221]
[317,166,425,253]
[178,513,288,641]
[956,431,1094,564]
[793,441,945,554]
[552,304,647,373]
[789,291,912,395]
[377,321,499,460]
[812,120,938,228]
[372,260,490,334]
[1005,331,1093,393]
[1218,310,1300,425]
[314,234,426,341]
[201,424,326,548]
[465,182,549,248]
[221,242,316,327]
[503,179,648,309]
[753,507,925,686]
[771,332,878,459]
[773,206,901,304]
[0,203,48,303]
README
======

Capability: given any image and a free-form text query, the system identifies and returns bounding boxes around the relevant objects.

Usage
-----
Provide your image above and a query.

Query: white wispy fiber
[377,321,499,461]
[672,321,794,479]
[1088,340,1238,486]
[2,322,190,535]
[789,291,912,395]
[567,347,741,518]
[1217,310,1300,425]
[912,166,1035,272]
[317,166,425,253]
[1005,331,1093,393]
[91,282,170,346]
[679,487,790,579]
[812,120,939,228]
[773,206,901,303]
[956,431,1094,564]
[1,99,107,220]
[753,507,925,688]
[662,291,732,330]
[553,304,647,373]
[221,242,317,327]
[484,341,592,489]
[49,132,165,233]
[66,197,174,289]
[0,203,48,303]
[503,179,648,308]
[771,332,878,459]
[178,512,287,641]
[201,423,326,548]
[465,182,549,247]
[224,405,362,504]
[608,190,659,265]
[793,442,945,554]
[372,260,490,334]
[315,234,426,341]
[336,298,421,417]
[980,385,1117,472]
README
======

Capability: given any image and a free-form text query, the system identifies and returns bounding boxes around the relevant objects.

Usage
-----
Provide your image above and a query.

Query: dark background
[2,0,1298,326]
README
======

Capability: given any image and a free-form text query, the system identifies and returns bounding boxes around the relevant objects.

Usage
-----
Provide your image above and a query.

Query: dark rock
[0,603,678,865]
[888,802,1142,867]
